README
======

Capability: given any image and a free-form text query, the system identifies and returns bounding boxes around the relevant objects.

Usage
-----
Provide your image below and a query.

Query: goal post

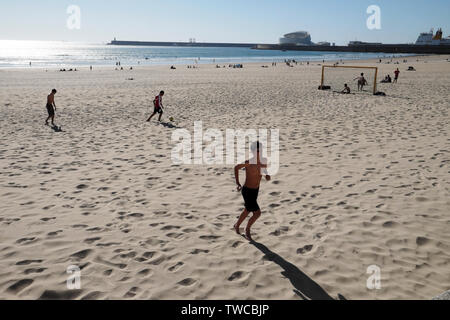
[320,65,378,95]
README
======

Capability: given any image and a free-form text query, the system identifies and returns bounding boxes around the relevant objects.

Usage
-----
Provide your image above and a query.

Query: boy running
[45,89,57,126]
[147,90,165,122]
[234,141,271,241]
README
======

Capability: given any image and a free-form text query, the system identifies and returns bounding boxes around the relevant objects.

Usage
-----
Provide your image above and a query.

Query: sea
[0,40,408,68]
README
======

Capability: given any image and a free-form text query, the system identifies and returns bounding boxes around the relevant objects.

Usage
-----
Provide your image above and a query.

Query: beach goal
[319,65,378,95]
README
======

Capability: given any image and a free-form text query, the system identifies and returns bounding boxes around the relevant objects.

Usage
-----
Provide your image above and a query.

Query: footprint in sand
[166,232,184,239]
[39,290,82,300]
[124,287,140,298]
[16,259,43,266]
[168,262,184,272]
[231,241,243,248]
[81,291,104,300]
[199,235,221,241]
[118,251,137,259]
[416,236,430,246]
[228,271,246,281]
[72,224,88,229]
[137,269,152,277]
[87,227,102,232]
[297,245,313,255]
[161,225,181,231]
[41,217,56,222]
[84,237,101,244]
[16,237,38,245]
[382,221,399,228]
[270,226,289,236]
[127,213,144,218]
[47,230,63,237]
[142,251,156,260]
[178,278,196,286]
[24,268,46,275]
[70,249,92,260]
[103,269,113,276]
[191,249,209,254]
[7,279,34,294]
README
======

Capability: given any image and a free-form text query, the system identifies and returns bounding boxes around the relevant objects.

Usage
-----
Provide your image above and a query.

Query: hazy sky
[1,0,449,44]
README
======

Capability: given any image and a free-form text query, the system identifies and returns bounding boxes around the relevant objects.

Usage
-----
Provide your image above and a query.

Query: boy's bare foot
[233,224,240,234]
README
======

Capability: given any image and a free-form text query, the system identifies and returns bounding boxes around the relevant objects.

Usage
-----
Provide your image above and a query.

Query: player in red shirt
[394,68,400,83]
[147,91,165,122]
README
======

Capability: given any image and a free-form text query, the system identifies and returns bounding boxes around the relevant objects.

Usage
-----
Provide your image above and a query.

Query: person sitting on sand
[234,141,271,241]
[381,75,392,83]
[341,83,351,94]
[147,91,165,122]
[354,73,368,91]
[45,89,57,126]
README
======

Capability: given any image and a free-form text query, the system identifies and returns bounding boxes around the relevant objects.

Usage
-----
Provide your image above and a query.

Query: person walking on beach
[234,141,271,241]
[147,91,165,122]
[355,73,367,91]
[393,68,400,83]
[45,89,57,126]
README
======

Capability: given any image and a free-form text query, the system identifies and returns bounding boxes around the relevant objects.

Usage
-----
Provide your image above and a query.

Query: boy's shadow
[249,240,346,300]
[51,125,64,132]
[159,121,179,129]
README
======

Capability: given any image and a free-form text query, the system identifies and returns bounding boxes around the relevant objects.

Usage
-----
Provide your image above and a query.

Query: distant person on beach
[45,89,57,126]
[341,83,351,94]
[147,91,165,122]
[381,75,392,83]
[355,73,367,91]
[394,68,400,83]
[234,141,271,241]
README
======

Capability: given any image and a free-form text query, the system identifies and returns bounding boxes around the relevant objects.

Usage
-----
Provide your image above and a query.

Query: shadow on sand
[249,240,346,300]
[48,125,63,132]
[159,121,179,129]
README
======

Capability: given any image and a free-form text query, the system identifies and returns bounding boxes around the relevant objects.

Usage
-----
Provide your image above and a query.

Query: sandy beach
[0,55,449,300]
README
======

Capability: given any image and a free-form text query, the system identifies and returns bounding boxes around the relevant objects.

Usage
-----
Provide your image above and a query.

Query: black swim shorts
[242,186,260,212]
[154,107,163,114]
[46,103,54,116]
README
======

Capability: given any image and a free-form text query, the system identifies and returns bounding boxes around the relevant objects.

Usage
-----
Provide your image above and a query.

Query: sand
[0,55,449,300]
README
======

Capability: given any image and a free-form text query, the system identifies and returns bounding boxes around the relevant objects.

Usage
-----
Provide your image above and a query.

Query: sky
[0,0,449,45]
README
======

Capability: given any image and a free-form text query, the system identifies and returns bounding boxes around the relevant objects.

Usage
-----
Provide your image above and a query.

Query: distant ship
[415,28,450,45]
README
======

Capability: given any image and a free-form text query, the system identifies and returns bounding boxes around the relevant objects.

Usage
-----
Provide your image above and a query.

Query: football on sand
[169,117,174,122]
